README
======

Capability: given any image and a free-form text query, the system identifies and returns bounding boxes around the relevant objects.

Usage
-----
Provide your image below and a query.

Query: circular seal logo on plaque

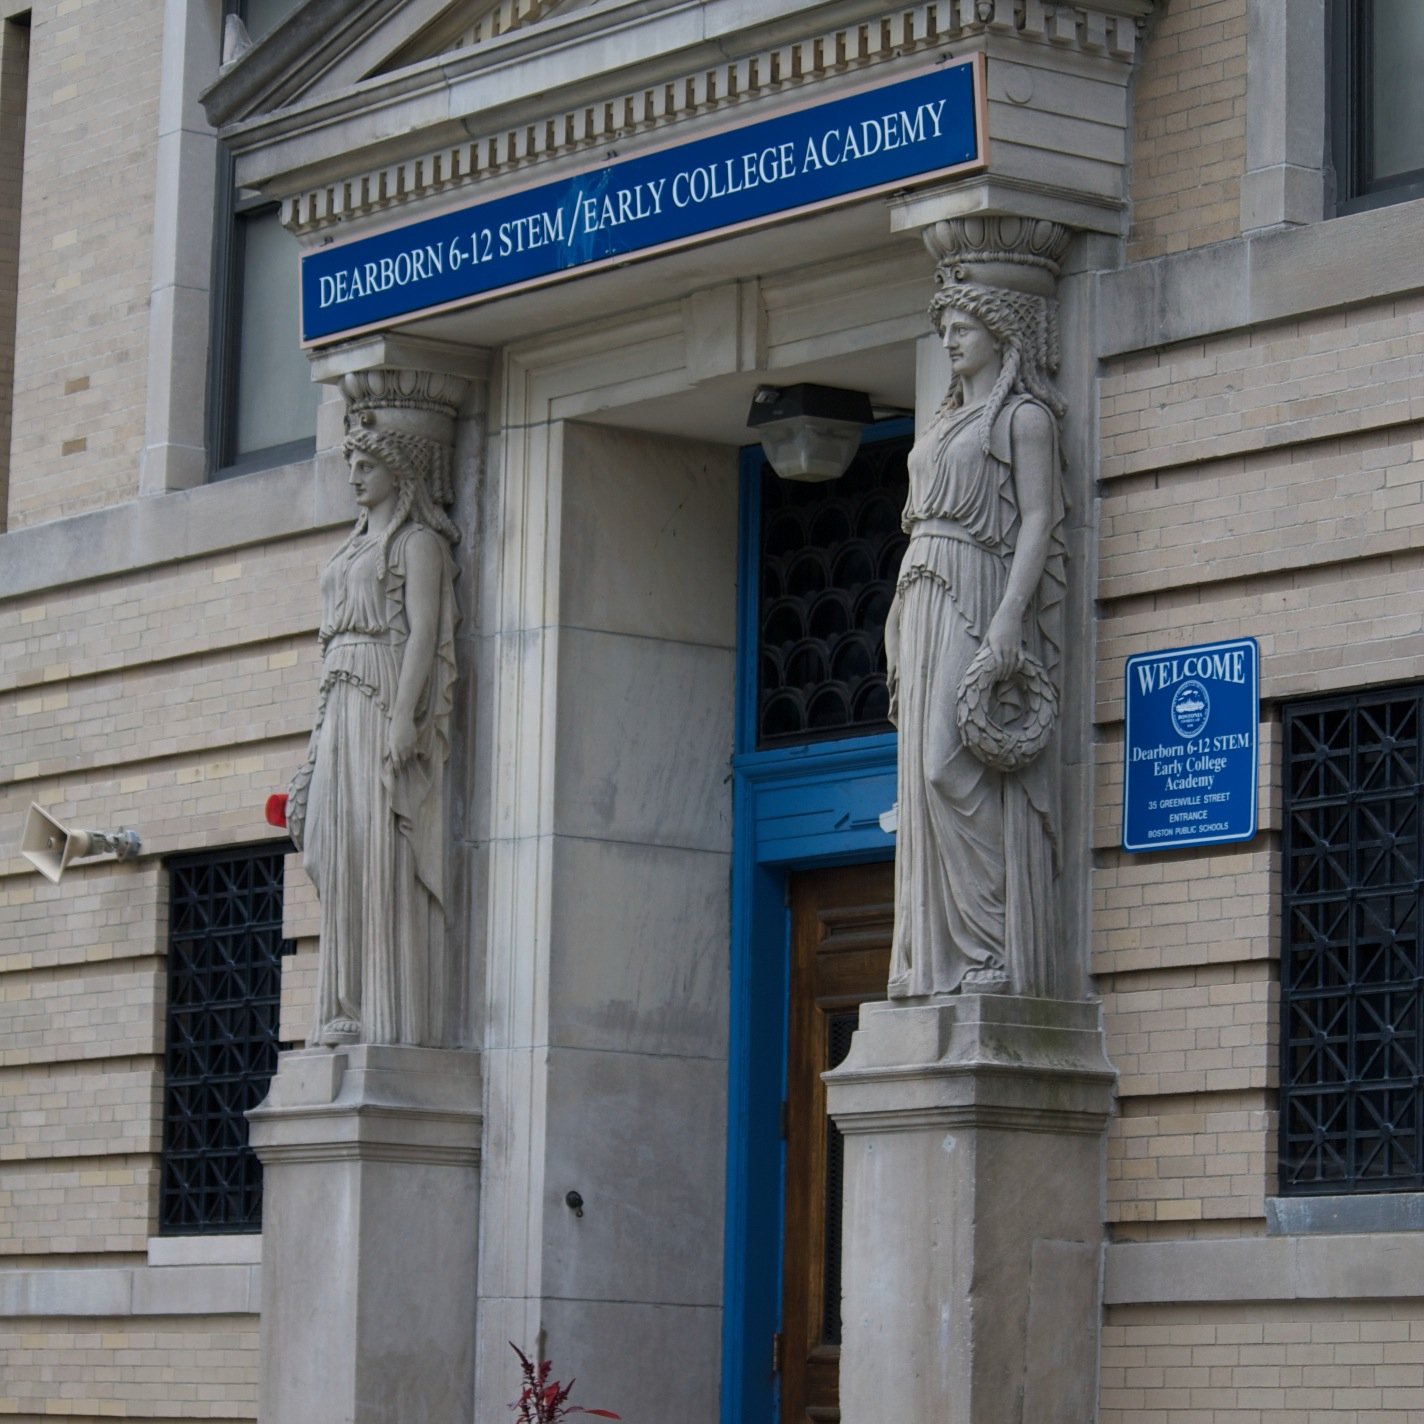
[1170,679,1210,740]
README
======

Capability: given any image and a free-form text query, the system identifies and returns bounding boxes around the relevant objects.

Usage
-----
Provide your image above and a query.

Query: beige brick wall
[0,1157,158,1255]
[1092,847,1276,976]
[1102,1302,1424,1422]
[1098,300,1424,487]
[0,959,162,1071]
[0,513,332,1424]
[0,523,332,1268]
[1127,0,1248,261]
[0,1062,161,1162]
[1110,1091,1274,1225]
[0,859,165,976]
[278,855,318,1045]
[6,0,163,528]
[1105,964,1274,1100]
[1,511,333,1411]
[0,534,330,695]
[1094,287,1424,1240]
[0,1316,258,1419]
[0,533,331,865]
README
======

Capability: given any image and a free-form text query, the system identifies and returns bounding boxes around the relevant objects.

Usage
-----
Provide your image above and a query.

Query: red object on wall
[265,793,289,829]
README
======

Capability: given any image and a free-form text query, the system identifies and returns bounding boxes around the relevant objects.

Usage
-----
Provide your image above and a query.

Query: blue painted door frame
[719,425,908,1424]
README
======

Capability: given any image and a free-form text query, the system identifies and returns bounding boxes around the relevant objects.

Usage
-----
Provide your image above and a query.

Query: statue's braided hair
[343,426,460,577]
[929,280,1065,453]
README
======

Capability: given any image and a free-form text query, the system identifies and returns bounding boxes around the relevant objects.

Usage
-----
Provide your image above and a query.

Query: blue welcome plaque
[1122,637,1259,852]
[301,58,985,343]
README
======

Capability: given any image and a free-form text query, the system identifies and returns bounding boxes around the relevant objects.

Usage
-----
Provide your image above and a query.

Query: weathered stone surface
[248,1045,482,1424]
[826,996,1114,1424]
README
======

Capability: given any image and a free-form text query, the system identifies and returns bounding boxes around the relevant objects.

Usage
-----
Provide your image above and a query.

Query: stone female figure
[885,271,1067,999]
[287,415,459,1046]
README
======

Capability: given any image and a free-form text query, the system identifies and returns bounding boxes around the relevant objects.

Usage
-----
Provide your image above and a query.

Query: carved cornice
[281,0,1154,236]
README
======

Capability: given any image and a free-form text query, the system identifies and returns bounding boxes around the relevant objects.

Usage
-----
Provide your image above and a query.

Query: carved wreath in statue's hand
[956,643,1059,773]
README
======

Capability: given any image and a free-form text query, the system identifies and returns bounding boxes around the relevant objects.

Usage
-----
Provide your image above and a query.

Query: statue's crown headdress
[925,215,1070,299]
[340,368,463,446]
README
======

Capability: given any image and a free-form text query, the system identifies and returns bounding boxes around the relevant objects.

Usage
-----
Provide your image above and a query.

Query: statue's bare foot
[318,1017,361,1045]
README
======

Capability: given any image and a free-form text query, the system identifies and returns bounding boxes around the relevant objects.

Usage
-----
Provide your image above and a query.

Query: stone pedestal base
[824,996,1115,1424]
[247,1045,482,1424]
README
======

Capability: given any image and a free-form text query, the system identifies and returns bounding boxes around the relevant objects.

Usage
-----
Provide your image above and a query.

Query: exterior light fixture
[747,382,873,482]
[20,802,142,884]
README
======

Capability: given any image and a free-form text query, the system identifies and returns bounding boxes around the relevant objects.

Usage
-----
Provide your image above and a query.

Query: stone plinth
[824,996,1115,1424]
[247,1045,482,1424]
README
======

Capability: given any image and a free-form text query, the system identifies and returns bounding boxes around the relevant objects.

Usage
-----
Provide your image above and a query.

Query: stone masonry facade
[6,0,162,528]
[0,2,319,1418]
[2,0,1423,1420]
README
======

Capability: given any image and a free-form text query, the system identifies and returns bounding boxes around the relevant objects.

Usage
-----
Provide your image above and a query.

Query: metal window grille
[757,436,909,748]
[161,844,292,1233]
[1280,686,1424,1194]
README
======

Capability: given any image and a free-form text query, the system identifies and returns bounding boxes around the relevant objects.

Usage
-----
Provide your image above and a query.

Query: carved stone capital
[339,366,468,448]
[307,335,489,492]
[308,334,489,418]
[922,215,1071,297]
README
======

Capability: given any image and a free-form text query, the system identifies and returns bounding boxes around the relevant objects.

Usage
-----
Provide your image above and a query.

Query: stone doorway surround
[200,3,1162,1420]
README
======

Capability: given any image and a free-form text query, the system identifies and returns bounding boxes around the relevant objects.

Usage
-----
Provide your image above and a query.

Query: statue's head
[339,404,460,561]
[928,264,1065,443]
[930,281,1032,364]
[342,422,445,498]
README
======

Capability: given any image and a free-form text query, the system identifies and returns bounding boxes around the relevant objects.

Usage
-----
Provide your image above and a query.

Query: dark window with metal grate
[161,844,293,1233]
[756,435,909,748]
[1280,686,1424,1194]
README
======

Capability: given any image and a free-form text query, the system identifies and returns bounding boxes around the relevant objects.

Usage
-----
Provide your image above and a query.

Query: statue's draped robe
[301,521,456,1044]
[888,394,1066,998]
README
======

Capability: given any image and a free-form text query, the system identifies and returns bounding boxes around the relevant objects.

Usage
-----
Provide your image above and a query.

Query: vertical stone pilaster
[832,212,1115,1421]
[249,1047,483,1424]
[251,336,492,1424]
[826,999,1114,1424]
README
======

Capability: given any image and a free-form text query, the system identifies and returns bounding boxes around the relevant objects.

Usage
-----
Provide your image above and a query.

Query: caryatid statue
[287,369,465,1047]
[885,218,1071,1001]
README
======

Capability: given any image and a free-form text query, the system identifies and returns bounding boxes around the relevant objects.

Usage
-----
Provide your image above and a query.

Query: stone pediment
[377,0,597,74]
[202,0,612,127]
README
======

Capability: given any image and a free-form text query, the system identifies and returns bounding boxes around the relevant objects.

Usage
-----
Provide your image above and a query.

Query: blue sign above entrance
[1122,637,1260,853]
[301,59,985,344]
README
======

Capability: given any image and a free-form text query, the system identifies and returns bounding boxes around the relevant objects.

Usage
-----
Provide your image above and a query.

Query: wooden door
[780,862,893,1424]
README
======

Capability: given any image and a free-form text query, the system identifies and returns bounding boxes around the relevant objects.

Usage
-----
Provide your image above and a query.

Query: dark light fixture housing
[747,382,874,482]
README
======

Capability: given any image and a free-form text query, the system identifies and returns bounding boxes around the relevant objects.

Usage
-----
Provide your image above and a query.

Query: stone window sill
[146,1234,263,1267]
[1266,1193,1424,1236]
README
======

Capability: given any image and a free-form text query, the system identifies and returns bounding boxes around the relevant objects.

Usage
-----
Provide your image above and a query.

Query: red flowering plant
[509,1342,621,1422]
